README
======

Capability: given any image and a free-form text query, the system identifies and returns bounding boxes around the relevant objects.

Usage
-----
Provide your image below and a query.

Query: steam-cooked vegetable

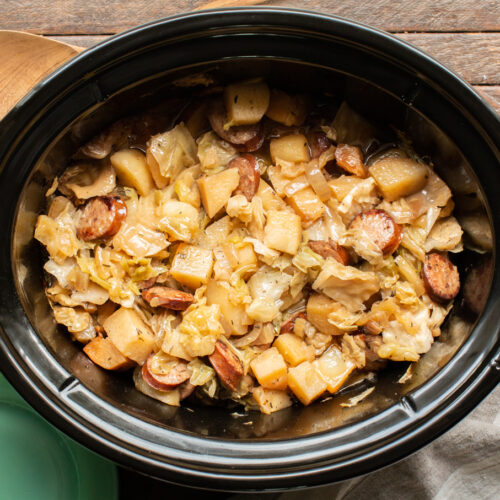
[270,134,310,164]
[170,243,214,289]
[265,89,308,127]
[197,167,240,218]
[250,347,288,390]
[252,386,292,414]
[312,259,380,311]
[264,209,302,255]
[224,80,270,126]
[110,149,155,196]
[314,346,355,393]
[287,186,325,223]
[83,337,133,370]
[274,333,314,366]
[103,307,156,364]
[306,293,343,336]
[369,156,428,201]
[59,163,116,199]
[287,361,327,405]
[35,77,465,414]
[146,123,197,188]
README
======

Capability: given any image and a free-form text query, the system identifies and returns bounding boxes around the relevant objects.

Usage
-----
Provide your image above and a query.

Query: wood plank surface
[2,0,500,34]
[45,32,500,114]
[48,33,500,85]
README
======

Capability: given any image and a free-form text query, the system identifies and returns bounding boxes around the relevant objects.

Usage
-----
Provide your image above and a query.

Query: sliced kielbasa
[229,153,260,201]
[308,131,332,159]
[335,144,367,177]
[142,356,190,392]
[280,311,307,334]
[208,99,262,148]
[142,286,194,311]
[422,252,460,303]
[235,126,265,153]
[308,239,351,265]
[349,209,402,255]
[208,340,243,392]
[179,381,196,401]
[76,195,127,241]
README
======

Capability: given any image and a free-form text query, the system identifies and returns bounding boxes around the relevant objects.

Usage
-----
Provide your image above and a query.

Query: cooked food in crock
[34,79,464,414]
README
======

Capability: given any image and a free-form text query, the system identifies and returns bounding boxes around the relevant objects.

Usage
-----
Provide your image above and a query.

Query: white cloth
[231,386,500,499]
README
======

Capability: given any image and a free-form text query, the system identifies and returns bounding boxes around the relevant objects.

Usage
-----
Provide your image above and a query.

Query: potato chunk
[197,168,240,218]
[314,346,355,393]
[83,337,133,371]
[110,149,155,196]
[264,209,302,255]
[274,333,314,367]
[306,293,343,335]
[270,134,310,164]
[198,215,232,249]
[170,243,214,289]
[287,361,327,405]
[287,186,325,223]
[103,307,155,364]
[252,386,292,415]
[250,347,288,390]
[266,89,308,126]
[224,81,270,126]
[369,157,428,201]
[206,279,251,335]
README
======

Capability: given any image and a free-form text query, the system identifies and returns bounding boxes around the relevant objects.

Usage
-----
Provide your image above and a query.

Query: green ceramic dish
[0,374,118,500]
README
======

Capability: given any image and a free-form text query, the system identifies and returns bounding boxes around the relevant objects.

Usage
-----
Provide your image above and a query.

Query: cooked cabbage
[196,131,237,175]
[35,215,80,264]
[112,222,169,258]
[157,200,199,242]
[52,306,92,333]
[313,259,380,311]
[59,162,116,199]
[178,304,225,357]
[381,307,433,357]
[425,216,463,252]
[336,177,380,224]
[292,245,324,274]
[147,123,197,182]
[188,358,216,386]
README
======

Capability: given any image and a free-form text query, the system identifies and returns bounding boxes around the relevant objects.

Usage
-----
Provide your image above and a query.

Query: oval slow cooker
[0,8,499,491]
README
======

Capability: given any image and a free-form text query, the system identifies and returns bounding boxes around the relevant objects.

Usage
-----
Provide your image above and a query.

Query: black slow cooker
[0,8,498,491]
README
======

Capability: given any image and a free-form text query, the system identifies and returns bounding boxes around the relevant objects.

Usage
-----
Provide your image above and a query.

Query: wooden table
[1,1,498,496]
[1,0,499,114]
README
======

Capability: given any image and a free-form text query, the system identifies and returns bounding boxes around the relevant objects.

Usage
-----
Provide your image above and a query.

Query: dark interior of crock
[11,59,493,439]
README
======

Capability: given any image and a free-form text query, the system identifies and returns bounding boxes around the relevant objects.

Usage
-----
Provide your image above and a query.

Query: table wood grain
[2,0,499,112]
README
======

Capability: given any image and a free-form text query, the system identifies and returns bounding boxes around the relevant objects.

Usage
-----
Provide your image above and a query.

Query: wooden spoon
[0,31,83,120]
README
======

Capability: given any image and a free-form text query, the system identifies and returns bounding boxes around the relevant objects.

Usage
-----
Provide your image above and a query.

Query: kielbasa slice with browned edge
[235,126,265,153]
[349,209,402,255]
[208,99,263,149]
[208,340,243,392]
[308,239,351,265]
[142,355,190,392]
[76,195,127,241]
[179,381,196,401]
[422,252,460,303]
[142,286,194,311]
[229,153,260,201]
[308,131,332,159]
[280,311,307,334]
[335,144,367,178]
